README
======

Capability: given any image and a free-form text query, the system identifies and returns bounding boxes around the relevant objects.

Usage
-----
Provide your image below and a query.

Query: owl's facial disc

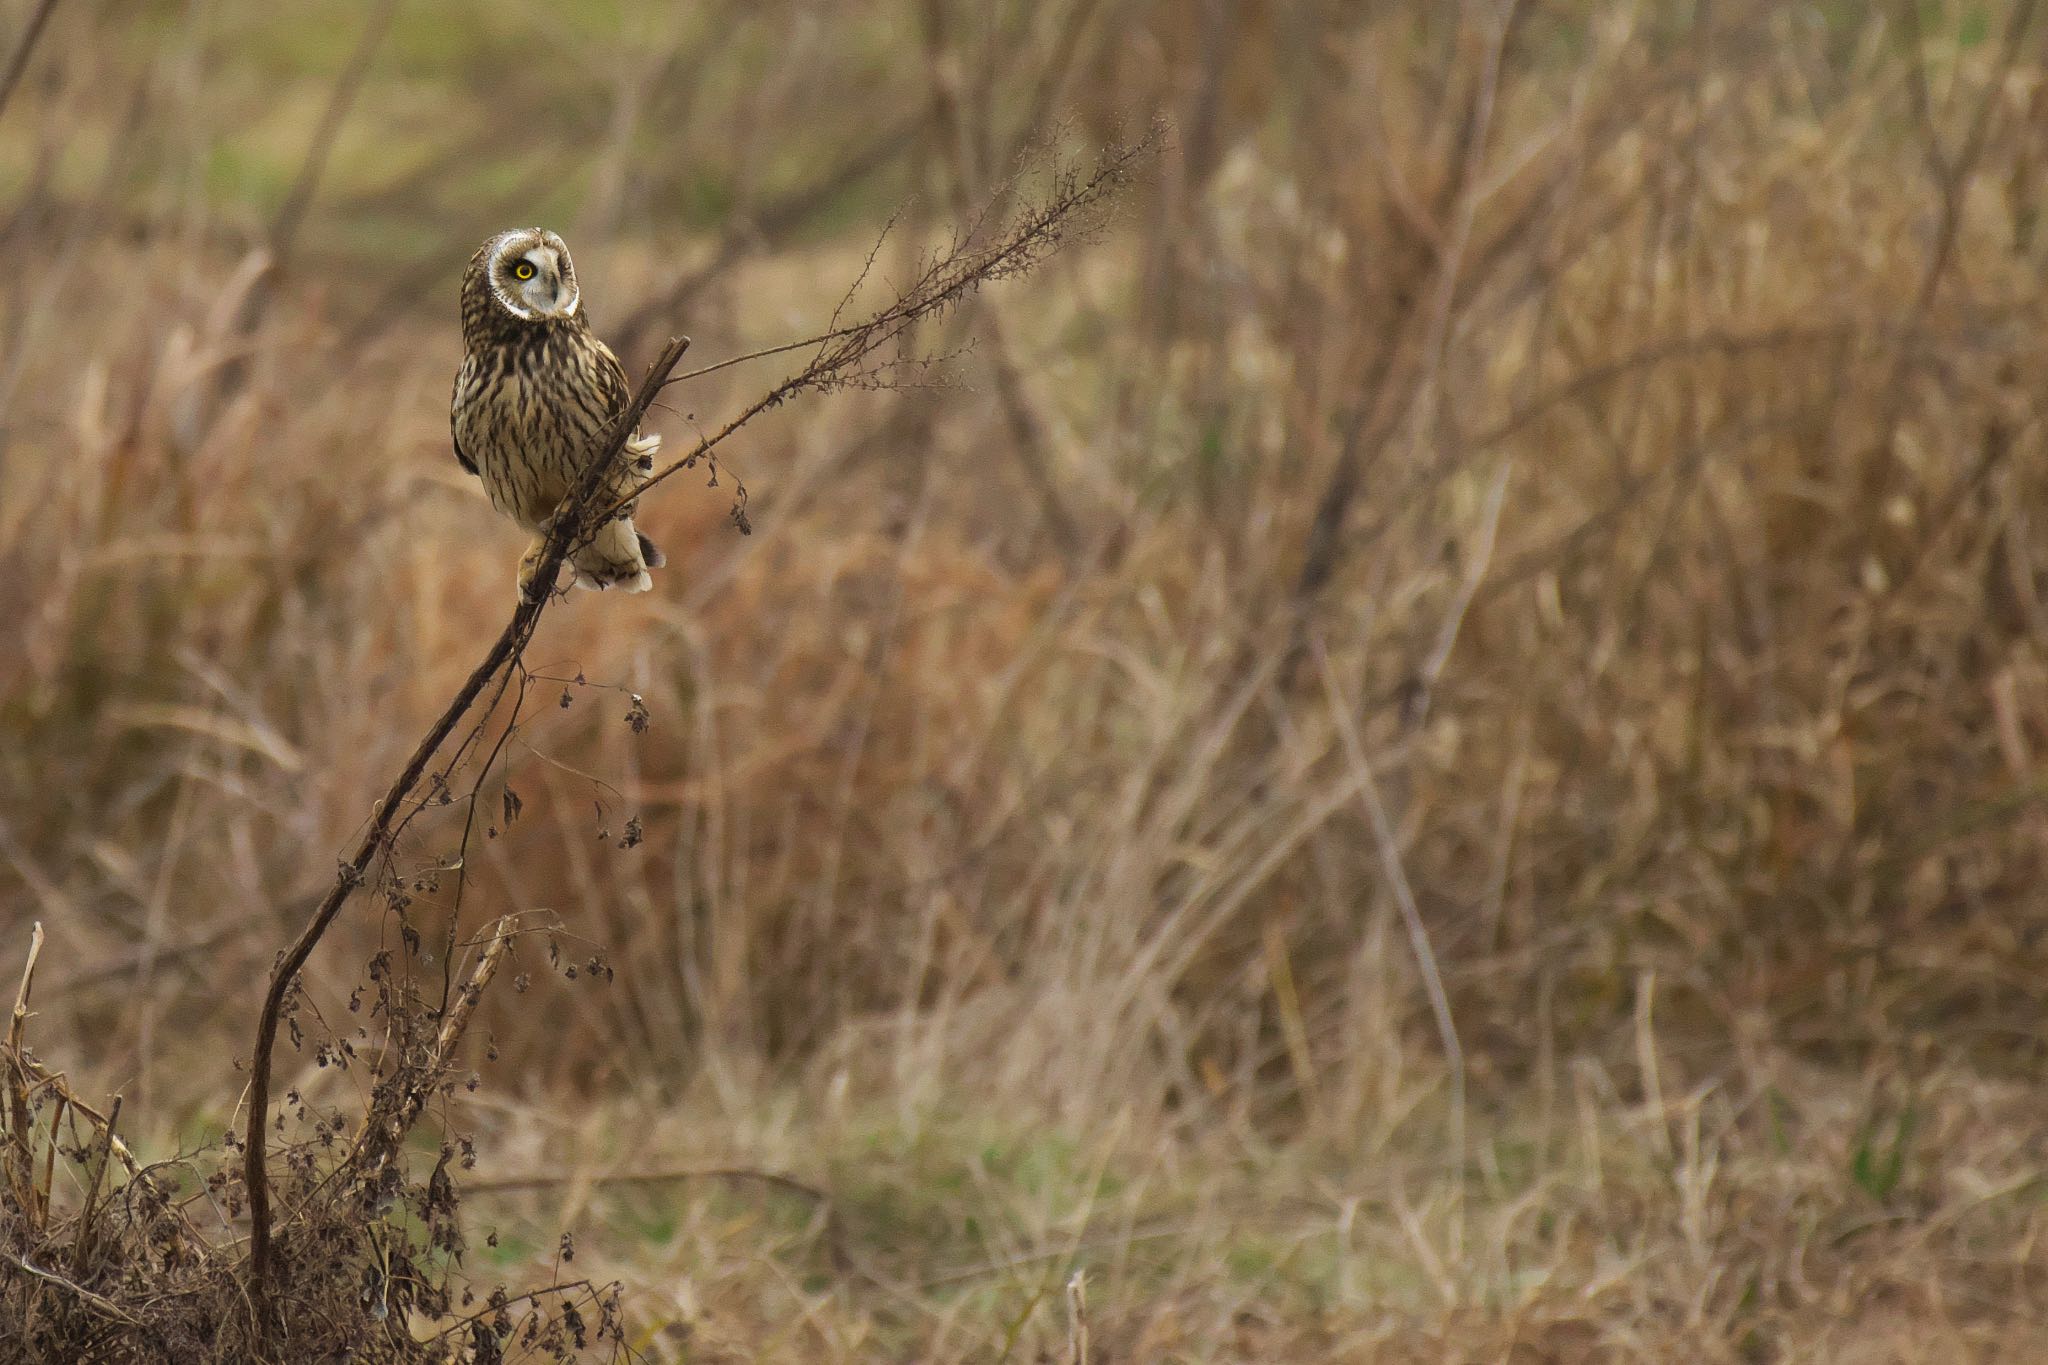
[490,232,580,322]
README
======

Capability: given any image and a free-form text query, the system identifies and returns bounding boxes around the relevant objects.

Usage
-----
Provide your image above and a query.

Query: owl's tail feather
[570,517,654,593]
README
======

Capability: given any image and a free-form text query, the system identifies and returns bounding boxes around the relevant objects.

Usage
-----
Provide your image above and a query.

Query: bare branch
[350,916,516,1184]
[604,129,1161,529]
[241,336,693,1326]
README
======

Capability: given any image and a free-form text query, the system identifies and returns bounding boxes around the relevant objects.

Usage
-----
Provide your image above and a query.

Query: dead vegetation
[9,0,2048,1360]
[2,79,1146,1353]
[5,909,630,1362]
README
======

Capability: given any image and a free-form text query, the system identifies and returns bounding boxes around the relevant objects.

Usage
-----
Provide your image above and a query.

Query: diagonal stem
[239,336,691,1333]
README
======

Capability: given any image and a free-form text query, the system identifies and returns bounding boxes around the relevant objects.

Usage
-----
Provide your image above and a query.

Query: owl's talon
[627,431,661,475]
[516,539,549,597]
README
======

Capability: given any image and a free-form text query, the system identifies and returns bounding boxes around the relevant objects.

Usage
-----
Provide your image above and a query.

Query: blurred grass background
[9,0,2048,1359]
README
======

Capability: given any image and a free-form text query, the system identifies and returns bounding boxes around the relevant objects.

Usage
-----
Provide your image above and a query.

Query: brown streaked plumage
[451,227,664,593]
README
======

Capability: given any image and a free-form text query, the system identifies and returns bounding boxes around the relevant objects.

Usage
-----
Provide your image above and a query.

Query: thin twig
[48,911,276,994]
[3,1053,134,1173]
[1401,462,1509,734]
[70,1093,122,1277]
[463,1164,828,1203]
[270,920,547,1239]
[1065,1270,1089,1365]
[421,1278,602,1344]
[920,1222,1202,1290]
[650,132,1151,398]
[352,916,517,1182]
[605,131,1157,529]
[2,1252,142,1326]
[7,919,41,1053]
[4,920,43,1219]
[609,111,924,363]
[1314,641,1466,1260]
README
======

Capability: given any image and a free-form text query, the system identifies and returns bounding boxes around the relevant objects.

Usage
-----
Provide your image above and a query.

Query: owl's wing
[591,339,661,483]
[451,357,480,476]
[592,338,632,421]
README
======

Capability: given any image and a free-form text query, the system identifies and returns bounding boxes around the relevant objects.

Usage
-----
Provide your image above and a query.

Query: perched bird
[451,227,665,594]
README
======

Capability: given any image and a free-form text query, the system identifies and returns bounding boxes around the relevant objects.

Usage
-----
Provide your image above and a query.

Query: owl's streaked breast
[453,326,620,529]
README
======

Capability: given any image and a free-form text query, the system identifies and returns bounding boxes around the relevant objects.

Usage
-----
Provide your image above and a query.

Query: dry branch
[4,1251,141,1327]
[1066,1270,1089,1365]
[608,129,1158,527]
[609,110,925,364]
[241,335,693,1327]
[350,915,516,1186]
[4,921,44,1221]
[68,1094,119,1276]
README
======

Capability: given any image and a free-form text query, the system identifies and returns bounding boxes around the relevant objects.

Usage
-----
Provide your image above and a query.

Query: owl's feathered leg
[570,516,653,593]
[560,430,663,592]
[516,535,550,595]
[625,430,665,572]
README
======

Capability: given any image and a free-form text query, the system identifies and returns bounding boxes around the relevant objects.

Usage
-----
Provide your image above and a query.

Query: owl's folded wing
[451,358,481,476]
[592,339,632,422]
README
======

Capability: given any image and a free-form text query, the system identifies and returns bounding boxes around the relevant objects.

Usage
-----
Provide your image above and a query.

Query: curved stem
[240,336,690,1334]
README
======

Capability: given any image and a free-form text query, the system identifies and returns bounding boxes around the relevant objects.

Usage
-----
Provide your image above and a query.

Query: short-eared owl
[452,227,664,593]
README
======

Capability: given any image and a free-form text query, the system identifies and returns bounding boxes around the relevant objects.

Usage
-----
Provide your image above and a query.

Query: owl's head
[478,227,580,323]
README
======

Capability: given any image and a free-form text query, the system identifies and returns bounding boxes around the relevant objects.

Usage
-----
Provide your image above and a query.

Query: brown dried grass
[9,1,2048,1360]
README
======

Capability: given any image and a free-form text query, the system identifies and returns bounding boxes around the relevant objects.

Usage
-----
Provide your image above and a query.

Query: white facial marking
[545,236,580,318]
[516,249,552,314]
[484,230,582,322]
[485,232,540,321]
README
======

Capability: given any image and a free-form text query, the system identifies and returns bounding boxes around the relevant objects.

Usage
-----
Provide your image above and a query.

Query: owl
[451,227,664,594]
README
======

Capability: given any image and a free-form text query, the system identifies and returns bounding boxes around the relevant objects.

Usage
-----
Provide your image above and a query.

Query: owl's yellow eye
[512,261,536,281]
